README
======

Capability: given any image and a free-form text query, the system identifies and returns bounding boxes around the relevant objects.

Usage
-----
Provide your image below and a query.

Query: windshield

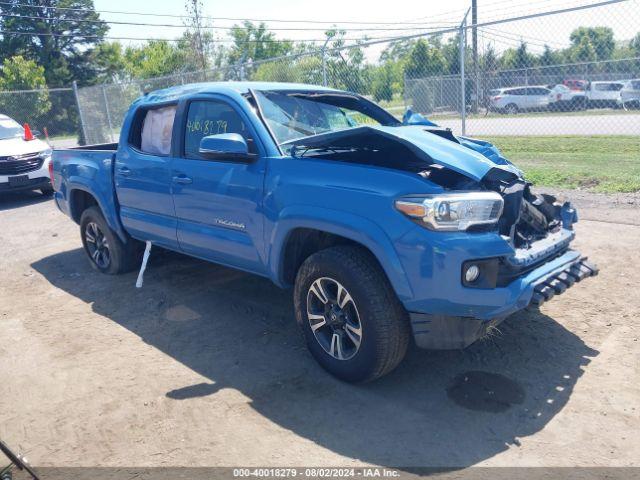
[253,90,396,147]
[0,116,24,140]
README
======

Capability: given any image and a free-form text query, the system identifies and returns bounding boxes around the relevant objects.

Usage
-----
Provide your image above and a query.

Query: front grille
[0,154,44,175]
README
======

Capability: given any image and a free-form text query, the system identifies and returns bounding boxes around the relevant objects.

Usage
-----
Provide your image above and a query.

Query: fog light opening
[465,264,480,283]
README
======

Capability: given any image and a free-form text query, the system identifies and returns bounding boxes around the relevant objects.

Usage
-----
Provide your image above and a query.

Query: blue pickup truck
[52,82,598,382]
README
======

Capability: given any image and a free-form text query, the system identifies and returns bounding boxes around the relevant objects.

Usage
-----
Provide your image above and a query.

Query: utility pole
[472,0,478,113]
[459,8,470,136]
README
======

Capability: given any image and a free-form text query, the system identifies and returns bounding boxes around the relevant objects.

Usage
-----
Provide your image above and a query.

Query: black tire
[504,103,519,114]
[294,246,410,383]
[40,184,54,196]
[80,206,141,274]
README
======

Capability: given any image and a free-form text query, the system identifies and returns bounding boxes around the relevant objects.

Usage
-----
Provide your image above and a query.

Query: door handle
[172,174,193,185]
[117,166,132,176]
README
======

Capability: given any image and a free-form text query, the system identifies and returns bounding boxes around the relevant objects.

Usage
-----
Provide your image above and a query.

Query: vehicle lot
[0,192,639,468]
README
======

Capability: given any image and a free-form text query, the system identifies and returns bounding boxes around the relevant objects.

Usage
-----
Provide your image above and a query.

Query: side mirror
[199,133,256,162]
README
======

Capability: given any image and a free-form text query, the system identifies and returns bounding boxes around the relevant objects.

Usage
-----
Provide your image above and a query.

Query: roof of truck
[139,81,340,105]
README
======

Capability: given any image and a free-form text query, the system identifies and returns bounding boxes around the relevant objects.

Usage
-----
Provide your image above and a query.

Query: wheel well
[281,228,374,285]
[70,189,99,224]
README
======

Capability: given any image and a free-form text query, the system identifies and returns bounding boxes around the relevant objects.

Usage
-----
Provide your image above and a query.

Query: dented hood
[286,125,522,182]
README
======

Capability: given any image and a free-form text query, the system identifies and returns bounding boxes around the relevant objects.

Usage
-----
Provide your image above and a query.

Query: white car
[585,81,625,108]
[0,115,53,195]
[618,79,640,109]
[488,86,551,114]
[547,84,587,111]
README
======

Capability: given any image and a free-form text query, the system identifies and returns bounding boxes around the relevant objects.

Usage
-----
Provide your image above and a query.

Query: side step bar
[530,257,599,307]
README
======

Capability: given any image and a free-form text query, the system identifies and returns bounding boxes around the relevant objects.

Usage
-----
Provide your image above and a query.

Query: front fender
[268,205,414,301]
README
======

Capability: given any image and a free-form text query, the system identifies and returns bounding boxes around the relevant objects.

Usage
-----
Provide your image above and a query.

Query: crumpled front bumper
[409,251,599,350]
[529,256,599,307]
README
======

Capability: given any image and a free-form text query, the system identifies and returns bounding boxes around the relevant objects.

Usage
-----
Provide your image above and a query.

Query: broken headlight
[395,191,504,231]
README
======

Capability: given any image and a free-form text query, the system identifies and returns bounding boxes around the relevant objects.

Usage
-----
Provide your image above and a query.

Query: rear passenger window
[184,100,257,159]
[129,105,177,156]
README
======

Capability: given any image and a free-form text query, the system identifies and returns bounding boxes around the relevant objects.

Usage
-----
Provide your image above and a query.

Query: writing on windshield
[254,90,382,146]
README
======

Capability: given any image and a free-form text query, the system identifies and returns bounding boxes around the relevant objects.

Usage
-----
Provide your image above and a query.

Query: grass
[486,135,640,193]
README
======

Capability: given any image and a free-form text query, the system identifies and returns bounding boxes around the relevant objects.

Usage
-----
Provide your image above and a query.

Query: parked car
[0,115,53,195]
[562,79,588,91]
[618,79,640,109]
[585,81,625,108]
[51,82,598,382]
[488,86,551,114]
[548,84,587,111]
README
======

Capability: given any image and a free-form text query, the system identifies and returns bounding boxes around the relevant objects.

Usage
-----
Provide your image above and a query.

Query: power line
[0,1,463,26]
[0,29,414,44]
[0,13,458,32]
[481,26,571,48]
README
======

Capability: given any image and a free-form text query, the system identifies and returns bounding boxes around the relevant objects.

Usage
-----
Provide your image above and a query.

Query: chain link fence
[67,0,640,144]
[0,88,79,147]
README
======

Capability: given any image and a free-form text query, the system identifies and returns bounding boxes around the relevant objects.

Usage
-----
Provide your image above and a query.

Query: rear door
[114,104,179,249]
[170,96,267,274]
[528,87,550,108]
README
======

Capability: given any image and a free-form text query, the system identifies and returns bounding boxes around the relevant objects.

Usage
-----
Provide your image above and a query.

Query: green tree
[0,0,108,87]
[0,55,51,122]
[480,44,499,72]
[404,39,446,79]
[570,36,597,63]
[630,32,640,56]
[501,42,535,70]
[184,0,208,70]
[569,27,615,61]
[123,41,188,79]
[91,42,127,82]
[228,21,293,65]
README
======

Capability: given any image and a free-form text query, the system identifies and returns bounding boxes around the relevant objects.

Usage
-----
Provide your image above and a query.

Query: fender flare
[67,179,128,243]
[268,205,414,302]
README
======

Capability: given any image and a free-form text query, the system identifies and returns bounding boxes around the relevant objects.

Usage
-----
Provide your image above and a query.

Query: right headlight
[395,191,504,231]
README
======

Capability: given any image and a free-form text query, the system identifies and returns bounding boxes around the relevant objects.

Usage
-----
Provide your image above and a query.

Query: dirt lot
[0,190,639,468]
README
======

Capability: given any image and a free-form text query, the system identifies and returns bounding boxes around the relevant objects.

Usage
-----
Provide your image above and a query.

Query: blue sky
[92,0,639,60]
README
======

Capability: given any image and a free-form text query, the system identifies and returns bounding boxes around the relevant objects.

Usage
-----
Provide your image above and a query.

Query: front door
[170,97,266,274]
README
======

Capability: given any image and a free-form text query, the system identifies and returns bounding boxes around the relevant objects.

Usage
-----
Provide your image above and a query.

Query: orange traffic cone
[23,123,34,141]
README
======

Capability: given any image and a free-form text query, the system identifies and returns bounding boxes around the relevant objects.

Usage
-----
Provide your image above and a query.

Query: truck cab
[51,82,598,382]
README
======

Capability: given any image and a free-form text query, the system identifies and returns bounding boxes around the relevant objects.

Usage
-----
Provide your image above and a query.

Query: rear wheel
[294,246,410,383]
[80,206,141,274]
[504,103,519,114]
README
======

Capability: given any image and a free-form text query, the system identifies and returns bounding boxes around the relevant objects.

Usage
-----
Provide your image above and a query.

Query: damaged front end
[285,124,598,314]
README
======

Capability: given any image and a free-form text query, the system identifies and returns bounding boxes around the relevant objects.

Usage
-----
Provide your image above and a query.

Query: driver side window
[183,100,257,159]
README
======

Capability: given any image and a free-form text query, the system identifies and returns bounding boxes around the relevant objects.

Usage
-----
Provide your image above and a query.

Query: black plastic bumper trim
[529,256,598,308]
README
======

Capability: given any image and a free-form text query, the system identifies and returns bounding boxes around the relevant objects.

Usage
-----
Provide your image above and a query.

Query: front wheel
[40,184,54,196]
[80,206,141,274]
[294,246,410,383]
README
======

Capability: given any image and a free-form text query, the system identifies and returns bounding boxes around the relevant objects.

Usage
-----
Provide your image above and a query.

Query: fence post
[101,84,115,143]
[459,9,470,136]
[72,80,88,146]
[322,37,331,87]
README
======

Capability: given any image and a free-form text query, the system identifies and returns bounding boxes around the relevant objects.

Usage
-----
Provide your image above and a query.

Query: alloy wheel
[306,277,362,361]
[85,222,111,269]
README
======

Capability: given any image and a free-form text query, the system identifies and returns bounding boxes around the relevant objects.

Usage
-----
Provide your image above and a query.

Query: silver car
[618,79,640,109]
[489,86,551,114]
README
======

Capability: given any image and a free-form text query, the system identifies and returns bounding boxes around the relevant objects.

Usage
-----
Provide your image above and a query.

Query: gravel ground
[0,190,638,469]
[437,113,640,136]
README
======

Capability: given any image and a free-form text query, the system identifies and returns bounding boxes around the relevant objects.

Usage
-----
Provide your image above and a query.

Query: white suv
[488,86,551,114]
[0,115,53,195]
[618,79,640,109]
[585,81,625,108]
